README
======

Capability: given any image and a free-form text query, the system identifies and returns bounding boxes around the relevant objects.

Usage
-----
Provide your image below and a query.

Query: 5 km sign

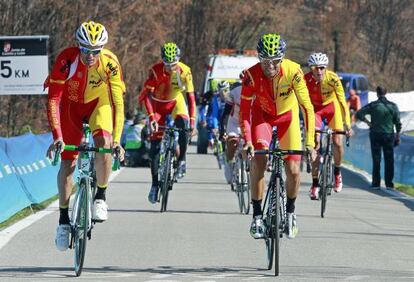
[0,36,49,95]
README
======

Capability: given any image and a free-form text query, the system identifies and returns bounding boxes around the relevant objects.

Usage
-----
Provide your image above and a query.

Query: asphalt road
[0,145,413,281]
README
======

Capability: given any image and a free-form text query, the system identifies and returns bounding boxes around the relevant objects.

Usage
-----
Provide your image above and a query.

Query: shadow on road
[109,208,242,216]
[342,167,414,212]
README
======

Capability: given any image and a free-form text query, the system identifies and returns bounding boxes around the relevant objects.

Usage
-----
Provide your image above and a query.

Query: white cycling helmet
[218,80,230,91]
[76,21,108,47]
[308,52,329,67]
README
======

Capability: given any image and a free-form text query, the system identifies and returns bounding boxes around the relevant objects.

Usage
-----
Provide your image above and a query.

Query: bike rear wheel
[73,178,90,276]
[240,159,250,214]
[160,151,172,212]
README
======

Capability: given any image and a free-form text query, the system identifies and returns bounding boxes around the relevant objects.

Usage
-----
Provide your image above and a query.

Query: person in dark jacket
[356,86,402,189]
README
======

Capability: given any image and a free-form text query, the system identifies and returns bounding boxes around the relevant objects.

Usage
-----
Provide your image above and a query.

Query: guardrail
[0,132,59,223]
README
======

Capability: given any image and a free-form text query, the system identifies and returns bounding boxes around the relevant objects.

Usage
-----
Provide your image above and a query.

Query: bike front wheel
[160,150,172,212]
[320,156,332,218]
[73,177,90,276]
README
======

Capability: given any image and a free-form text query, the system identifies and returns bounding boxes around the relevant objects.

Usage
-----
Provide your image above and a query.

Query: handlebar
[316,129,350,147]
[158,125,192,132]
[255,149,306,156]
[51,143,120,170]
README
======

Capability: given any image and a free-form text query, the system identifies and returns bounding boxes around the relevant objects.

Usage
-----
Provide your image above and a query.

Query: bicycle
[316,127,349,218]
[52,124,120,276]
[157,125,190,212]
[231,141,250,214]
[212,132,225,169]
[255,127,310,276]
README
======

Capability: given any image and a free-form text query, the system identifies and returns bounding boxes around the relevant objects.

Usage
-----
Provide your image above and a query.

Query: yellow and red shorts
[150,99,189,140]
[61,97,113,160]
[251,105,302,161]
[314,101,344,130]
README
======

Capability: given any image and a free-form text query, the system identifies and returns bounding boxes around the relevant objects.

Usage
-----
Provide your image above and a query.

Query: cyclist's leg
[277,109,301,238]
[56,98,84,250]
[310,108,323,198]
[89,99,114,220]
[225,116,240,162]
[251,111,272,216]
[174,115,189,163]
[327,101,345,191]
[59,100,83,212]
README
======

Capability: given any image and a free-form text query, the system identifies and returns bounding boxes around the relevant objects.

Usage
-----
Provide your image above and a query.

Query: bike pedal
[92,219,104,223]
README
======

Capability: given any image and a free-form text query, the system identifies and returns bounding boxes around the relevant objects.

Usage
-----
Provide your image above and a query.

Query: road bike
[317,128,349,218]
[212,132,225,169]
[231,141,250,214]
[52,124,120,276]
[157,125,190,212]
[255,127,310,276]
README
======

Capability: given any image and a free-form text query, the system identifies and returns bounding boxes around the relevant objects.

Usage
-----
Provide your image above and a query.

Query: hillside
[0,0,413,136]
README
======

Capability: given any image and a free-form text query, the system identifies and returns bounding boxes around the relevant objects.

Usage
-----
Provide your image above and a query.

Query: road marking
[0,168,123,250]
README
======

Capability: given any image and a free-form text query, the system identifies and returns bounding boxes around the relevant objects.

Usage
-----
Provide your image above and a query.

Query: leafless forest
[0,0,413,136]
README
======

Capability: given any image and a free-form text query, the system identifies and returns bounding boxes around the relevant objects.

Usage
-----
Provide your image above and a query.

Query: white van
[201,49,259,94]
[197,49,259,154]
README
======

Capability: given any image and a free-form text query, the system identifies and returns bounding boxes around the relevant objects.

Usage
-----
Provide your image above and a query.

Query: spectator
[347,89,361,124]
[121,111,134,147]
[356,86,402,189]
[124,113,150,167]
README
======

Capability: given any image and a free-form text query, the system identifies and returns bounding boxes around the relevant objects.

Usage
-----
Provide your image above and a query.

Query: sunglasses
[259,57,282,66]
[311,66,326,71]
[162,60,178,68]
[79,46,102,56]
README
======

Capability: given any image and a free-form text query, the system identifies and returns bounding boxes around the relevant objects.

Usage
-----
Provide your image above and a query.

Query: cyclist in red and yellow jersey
[45,21,125,251]
[240,33,316,240]
[304,52,352,199]
[139,42,196,204]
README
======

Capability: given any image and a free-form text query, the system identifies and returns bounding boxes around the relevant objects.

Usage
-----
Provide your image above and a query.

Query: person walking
[356,86,401,189]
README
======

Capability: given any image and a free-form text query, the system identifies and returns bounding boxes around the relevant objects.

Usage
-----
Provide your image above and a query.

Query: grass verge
[395,184,414,197]
[0,195,58,230]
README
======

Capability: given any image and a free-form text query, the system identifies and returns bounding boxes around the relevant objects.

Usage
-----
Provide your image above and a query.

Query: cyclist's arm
[104,53,126,144]
[220,103,232,135]
[293,70,315,148]
[355,103,371,122]
[47,50,71,141]
[332,73,351,128]
[184,69,196,128]
[240,72,254,144]
[138,69,157,123]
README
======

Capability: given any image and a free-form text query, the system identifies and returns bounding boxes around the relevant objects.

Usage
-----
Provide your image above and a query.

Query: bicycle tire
[240,159,251,214]
[73,177,89,276]
[264,185,275,271]
[274,179,281,276]
[320,156,331,218]
[160,150,172,212]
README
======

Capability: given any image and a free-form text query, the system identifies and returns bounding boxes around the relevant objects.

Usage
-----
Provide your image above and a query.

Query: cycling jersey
[240,59,315,152]
[224,85,241,137]
[139,61,196,128]
[47,47,125,144]
[304,70,350,129]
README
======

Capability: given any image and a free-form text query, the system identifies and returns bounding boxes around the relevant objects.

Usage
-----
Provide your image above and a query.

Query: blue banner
[0,146,32,223]
[0,132,59,223]
[344,126,414,186]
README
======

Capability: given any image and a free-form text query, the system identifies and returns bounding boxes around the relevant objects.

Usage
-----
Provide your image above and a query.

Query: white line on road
[0,168,123,250]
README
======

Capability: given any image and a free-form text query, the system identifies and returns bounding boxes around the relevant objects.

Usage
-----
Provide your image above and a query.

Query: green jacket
[356,96,402,134]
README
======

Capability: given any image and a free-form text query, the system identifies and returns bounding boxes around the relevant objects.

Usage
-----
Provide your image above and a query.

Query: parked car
[338,72,369,106]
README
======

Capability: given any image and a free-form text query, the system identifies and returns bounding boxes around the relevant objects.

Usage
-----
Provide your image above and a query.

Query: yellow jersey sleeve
[330,71,351,127]
[101,49,126,143]
[291,65,315,148]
